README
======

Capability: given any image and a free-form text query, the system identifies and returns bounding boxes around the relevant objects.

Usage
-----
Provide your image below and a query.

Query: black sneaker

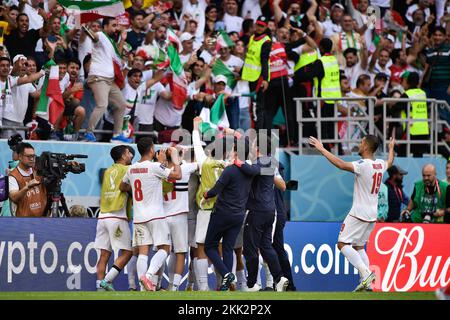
[219,273,236,291]
[286,285,297,292]
[260,287,274,291]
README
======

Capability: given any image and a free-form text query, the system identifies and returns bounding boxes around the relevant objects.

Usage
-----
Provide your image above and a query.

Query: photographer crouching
[8,142,47,217]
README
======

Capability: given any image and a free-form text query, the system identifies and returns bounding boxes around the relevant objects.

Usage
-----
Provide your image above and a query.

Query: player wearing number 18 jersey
[309,134,395,292]
[120,137,182,291]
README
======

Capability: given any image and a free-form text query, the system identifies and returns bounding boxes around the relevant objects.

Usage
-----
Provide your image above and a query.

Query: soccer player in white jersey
[95,145,134,291]
[309,134,395,291]
[163,147,198,291]
[120,137,182,291]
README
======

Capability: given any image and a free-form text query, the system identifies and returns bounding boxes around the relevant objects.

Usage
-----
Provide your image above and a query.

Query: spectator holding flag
[84,17,130,143]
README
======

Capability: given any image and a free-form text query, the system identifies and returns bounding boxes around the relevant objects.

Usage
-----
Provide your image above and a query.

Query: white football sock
[257,257,263,287]
[137,255,148,280]
[96,280,102,289]
[196,258,209,291]
[172,274,182,291]
[168,252,176,285]
[146,250,168,283]
[104,265,120,283]
[236,269,246,289]
[263,262,273,288]
[357,249,370,280]
[188,257,197,286]
[127,255,137,289]
[341,245,370,279]
[358,249,370,267]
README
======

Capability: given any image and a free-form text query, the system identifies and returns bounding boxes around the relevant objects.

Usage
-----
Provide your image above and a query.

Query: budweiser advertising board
[367,223,450,292]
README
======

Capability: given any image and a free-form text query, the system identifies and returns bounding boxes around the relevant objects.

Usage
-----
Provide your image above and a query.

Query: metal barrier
[0,126,158,140]
[294,96,450,157]
[294,96,376,155]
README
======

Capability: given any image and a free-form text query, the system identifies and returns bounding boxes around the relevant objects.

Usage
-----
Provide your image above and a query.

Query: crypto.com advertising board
[0,220,448,292]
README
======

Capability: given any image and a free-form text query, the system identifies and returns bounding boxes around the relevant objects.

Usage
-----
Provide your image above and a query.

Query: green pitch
[0,291,436,300]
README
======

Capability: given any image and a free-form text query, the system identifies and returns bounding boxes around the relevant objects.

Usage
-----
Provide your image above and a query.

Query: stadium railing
[294,96,450,157]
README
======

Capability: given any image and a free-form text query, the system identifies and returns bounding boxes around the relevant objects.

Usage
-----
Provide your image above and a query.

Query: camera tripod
[44,179,70,218]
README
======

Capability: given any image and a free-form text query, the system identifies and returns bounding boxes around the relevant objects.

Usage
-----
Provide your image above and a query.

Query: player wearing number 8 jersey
[120,137,182,291]
[309,134,395,292]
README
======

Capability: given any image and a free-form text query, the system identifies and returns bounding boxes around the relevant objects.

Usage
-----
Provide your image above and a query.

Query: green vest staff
[318,54,342,103]
[405,88,429,135]
[294,50,318,72]
[411,180,447,223]
[242,34,272,82]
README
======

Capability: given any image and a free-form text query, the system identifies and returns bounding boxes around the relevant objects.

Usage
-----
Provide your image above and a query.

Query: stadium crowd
[0,0,448,150]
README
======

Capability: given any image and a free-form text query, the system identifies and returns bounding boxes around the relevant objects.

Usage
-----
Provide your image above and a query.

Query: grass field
[0,291,436,300]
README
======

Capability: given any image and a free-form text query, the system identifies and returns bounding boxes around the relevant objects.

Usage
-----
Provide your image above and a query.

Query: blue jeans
[239,107,251,131]
[225,97,240,130]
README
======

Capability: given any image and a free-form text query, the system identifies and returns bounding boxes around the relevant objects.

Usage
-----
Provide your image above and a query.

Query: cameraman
[401,164,448,223]
[8,142,47,217]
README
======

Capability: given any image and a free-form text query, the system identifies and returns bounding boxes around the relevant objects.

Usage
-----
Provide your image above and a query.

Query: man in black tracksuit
[237,136,289,292]
[272,162,296,291]
[203,137,253,291]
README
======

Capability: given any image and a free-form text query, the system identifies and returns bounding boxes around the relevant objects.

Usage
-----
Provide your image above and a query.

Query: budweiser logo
[373,226,450,292]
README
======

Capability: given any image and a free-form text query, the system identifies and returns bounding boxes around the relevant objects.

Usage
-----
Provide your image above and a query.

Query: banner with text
[0,219,448,291]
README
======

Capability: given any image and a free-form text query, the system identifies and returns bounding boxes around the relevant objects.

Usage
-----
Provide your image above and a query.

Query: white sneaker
[275,277,289,292]
[354,272,376,292]
[244,283,262,292]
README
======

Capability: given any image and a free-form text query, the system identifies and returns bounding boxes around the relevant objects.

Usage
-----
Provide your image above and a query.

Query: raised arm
[308,136,354,173]
[193,117,208,167]
[273,0,284,25]
[386,137,395,169]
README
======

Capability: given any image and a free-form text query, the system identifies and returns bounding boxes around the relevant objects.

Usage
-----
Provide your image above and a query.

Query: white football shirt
[163,162,198,216]
[123,160,172,223]
[348,158,387,222]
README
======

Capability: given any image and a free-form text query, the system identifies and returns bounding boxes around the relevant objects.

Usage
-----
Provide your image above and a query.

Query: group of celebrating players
[94,116,396,293]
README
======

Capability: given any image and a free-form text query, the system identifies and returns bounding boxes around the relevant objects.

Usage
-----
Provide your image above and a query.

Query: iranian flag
[166,45,187,110]
[215,30,235,51]
[36,60,65,125]
[167,27,182,53]
[212,59,237,89]
[103,31,125,89]
[58,0,125,24]
[198,94,230,135]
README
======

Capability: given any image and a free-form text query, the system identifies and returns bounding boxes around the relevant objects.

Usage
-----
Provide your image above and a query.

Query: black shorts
[63,99,79,116]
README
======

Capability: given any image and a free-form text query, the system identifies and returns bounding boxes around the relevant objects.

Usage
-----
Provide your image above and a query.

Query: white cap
[12,54,27,64]
[386,34,396,43]
[214,75,228,84]
[180,32,194,42]
[331,3,345,10]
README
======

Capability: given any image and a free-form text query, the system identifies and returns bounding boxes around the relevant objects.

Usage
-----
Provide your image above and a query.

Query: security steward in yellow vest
[285,29,320,144]
[241,15,272,130]
[293,38,342,151]
[392,72,430,157]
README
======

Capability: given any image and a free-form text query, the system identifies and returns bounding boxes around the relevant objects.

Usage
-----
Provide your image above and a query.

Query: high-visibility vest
[294,49,318,72]
[404,88,429,135]
[269,42,289,79]
[318,55,341,103]
[242,35,271,82]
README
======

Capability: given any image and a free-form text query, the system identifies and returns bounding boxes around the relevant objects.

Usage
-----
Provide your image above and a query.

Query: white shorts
[195,209,212,244]
[167,213,189,253]
[94,218,132,252]
[338,215,376,247]
[133,218,171,247]
[188,215,198,248]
